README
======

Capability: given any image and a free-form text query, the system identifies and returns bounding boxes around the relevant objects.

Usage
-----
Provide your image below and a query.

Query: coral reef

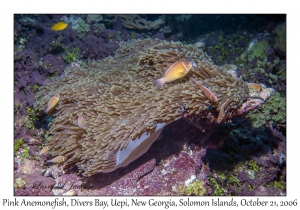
[202,30,251,65]
[13,14,286,196]
[86,14,103,23]
[105,15,166,30]
[236,35,286,95]
[246,92,286,129]
[65,15,90,39]
[14,14,122,63]
[204,117,286,196]
[241,39,270,61]
[275,22,286,53]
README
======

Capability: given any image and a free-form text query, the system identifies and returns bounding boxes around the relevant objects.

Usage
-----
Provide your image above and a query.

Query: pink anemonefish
[155,59,197,87]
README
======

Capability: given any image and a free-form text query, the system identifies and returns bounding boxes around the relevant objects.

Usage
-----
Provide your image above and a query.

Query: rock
[17,159,40,174]
[14,170,55,195]
[43,165,64,179]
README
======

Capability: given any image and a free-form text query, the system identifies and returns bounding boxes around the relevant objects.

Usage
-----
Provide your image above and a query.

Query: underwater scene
[14,14,286,196]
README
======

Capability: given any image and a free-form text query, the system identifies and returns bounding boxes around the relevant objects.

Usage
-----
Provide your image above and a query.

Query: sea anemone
[34,38,249,176]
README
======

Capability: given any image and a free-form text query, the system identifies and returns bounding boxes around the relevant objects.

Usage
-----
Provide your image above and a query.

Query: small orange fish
[217,102,228,123]
[51,22,68,31]
[44,94,59,114]
[155,60,197,87]
[46,155,67,163]
[39,146,49,156]
[247,83,263,91]
[78,115,85,128]
[190,77,218,102]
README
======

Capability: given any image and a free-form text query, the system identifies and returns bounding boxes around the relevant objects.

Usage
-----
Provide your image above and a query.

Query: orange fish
[247,83,263,91]
[46,155,67,163]
[155,60,197,87]
[217,102,228,123]
[190,77,218,102]
[51,22,68,31]
[39,146,49,156]
[78,115,85,128]
[44,94,60,114]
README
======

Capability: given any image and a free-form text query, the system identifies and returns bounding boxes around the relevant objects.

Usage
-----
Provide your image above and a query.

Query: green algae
[275,22,286,52]
[273,180,286,190]
[14,103,24,115]
[14,177,26,189]
[246,92,286,128]
[14,138,31,158]
[246,40,269,61]
[180,180,206,196]
[108,31,121,42]
[209,177,225,196]
[92,23,106,33]
[22,147,30,158]
[130,31,136,40]
[209,158,264,195]
[73,17,90,39]
[63,47,79,63]
[48,40,66,54]
[23,109,37,130]
[247,160,260,172]
[203,30,248,65]
[266,180,286,190]
[33,85,39,92]
[14,138,24,152]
